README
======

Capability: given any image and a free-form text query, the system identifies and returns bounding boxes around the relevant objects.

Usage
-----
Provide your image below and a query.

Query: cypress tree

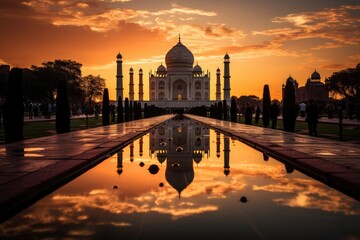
[223,99,227,121]
[245,104,253,125]
[283,80,297,132]
[138,101,142,119]
[56,79,70,134]
[102,88,110,126]
[124,97,130,121]
[262,84,271,128]
[129,100,133,121]
[144,103,148,118]
[230,98,237,122]
[4,68,24,143]
[117,96,123,123]
[217,101,223,120]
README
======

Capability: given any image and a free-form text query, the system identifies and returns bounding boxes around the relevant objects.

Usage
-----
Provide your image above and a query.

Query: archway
[173,79,187,101]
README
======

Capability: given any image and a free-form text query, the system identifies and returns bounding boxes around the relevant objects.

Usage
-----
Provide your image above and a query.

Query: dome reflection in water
[1,117,359,240]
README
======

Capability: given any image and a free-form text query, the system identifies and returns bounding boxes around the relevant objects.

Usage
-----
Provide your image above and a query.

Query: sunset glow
[1,0,359,100]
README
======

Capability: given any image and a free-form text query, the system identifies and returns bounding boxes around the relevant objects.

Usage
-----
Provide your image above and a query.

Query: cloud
[151,3,217,17]
[255,5,360,49]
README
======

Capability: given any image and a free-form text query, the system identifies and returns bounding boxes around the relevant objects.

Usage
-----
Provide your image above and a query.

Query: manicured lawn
[249,117,360,143]
[0,115,359,144]
[0,116,111,143]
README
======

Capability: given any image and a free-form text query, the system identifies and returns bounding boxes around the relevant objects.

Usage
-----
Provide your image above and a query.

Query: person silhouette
[306,100,319,136]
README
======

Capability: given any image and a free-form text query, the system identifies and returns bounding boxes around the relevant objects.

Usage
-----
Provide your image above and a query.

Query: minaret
[130,142,134,162]
[223,136,230,176]
[139,68,144,101]
[216,131,221,158]
[116,53,123,101]
[223,53,231,103]
[139,136,143,157]
[129,67,134,101]
[116,150,123,175]
[216,68,221,101]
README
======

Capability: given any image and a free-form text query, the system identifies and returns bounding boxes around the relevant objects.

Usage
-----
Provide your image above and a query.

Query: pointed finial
[178,34,181,43]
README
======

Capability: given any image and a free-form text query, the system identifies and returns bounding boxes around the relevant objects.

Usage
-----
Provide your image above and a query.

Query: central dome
[165,40,194,71]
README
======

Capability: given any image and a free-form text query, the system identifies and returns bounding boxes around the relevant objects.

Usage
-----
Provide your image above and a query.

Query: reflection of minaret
[116,53,123,101]
[130,142,134,162]
[117,150,123,175]
[129,67,134,101]
[216,132,221,158]
[139,136,143,157]
[216,68,221,101]
[138,68,144,101]
[223,136,230,176]
[223,53,231,103]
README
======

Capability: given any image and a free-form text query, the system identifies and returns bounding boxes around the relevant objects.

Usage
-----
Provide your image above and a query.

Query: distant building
[282,70,329,103]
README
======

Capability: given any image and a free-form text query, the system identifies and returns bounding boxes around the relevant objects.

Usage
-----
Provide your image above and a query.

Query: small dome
[129,67,134,73]
[224,53,230,59]
[287,75,294,82]
[116,52,122,59]
[157,64,167,73]
[311,69,321,80]
[139,68,143,74]
[216,68,220,73]
[193,63,202,72]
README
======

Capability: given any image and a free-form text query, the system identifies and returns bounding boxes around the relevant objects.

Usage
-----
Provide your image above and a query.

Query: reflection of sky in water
[0,118,359,240]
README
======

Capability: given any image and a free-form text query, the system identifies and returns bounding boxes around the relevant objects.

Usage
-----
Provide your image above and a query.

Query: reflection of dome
[311,69,321,80]
[193,151,202,164]
[157,150,167,164]
[165,40,194,71]
[165,158,194,198]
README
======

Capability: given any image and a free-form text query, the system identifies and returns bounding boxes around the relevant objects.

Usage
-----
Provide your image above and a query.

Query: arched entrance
[173,79,187,101]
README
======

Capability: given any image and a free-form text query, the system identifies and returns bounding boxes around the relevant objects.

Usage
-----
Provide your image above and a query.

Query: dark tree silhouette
[325,63,360,102]
[3,68,24,143]
[56,79,70,134]
[262,84,271,128]
[102,88,110,126]
[283,80,297,132]
[245,104,253,125]
[230,98,237,122]
[217,101,223,120]
[82,74,105,104]
[124,97,130,122]
[223,99,227,121]
[117,96,123,123]
[255,105,260,124]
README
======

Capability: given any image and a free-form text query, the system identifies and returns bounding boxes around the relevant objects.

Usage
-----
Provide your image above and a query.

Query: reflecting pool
[1,117,359,240]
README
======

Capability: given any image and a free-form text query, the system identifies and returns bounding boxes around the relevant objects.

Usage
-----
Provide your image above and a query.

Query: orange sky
[0,0,359,101]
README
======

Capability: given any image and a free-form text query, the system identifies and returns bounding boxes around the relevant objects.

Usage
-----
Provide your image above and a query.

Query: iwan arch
[116,37,231,108]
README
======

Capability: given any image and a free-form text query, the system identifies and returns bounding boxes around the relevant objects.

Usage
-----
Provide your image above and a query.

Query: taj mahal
[115,37,231,108]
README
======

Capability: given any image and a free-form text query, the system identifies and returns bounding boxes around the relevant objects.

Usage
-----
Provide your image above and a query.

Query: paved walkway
[1,113,359,223]
[186,114,360,201]
[0,115,174,222]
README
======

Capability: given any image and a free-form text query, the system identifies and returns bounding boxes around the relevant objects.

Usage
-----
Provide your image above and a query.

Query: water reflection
[0,117,359,239]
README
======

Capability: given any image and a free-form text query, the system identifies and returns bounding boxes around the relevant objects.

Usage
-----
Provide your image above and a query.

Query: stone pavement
[186,114,360,201]
[0,115,173,223]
